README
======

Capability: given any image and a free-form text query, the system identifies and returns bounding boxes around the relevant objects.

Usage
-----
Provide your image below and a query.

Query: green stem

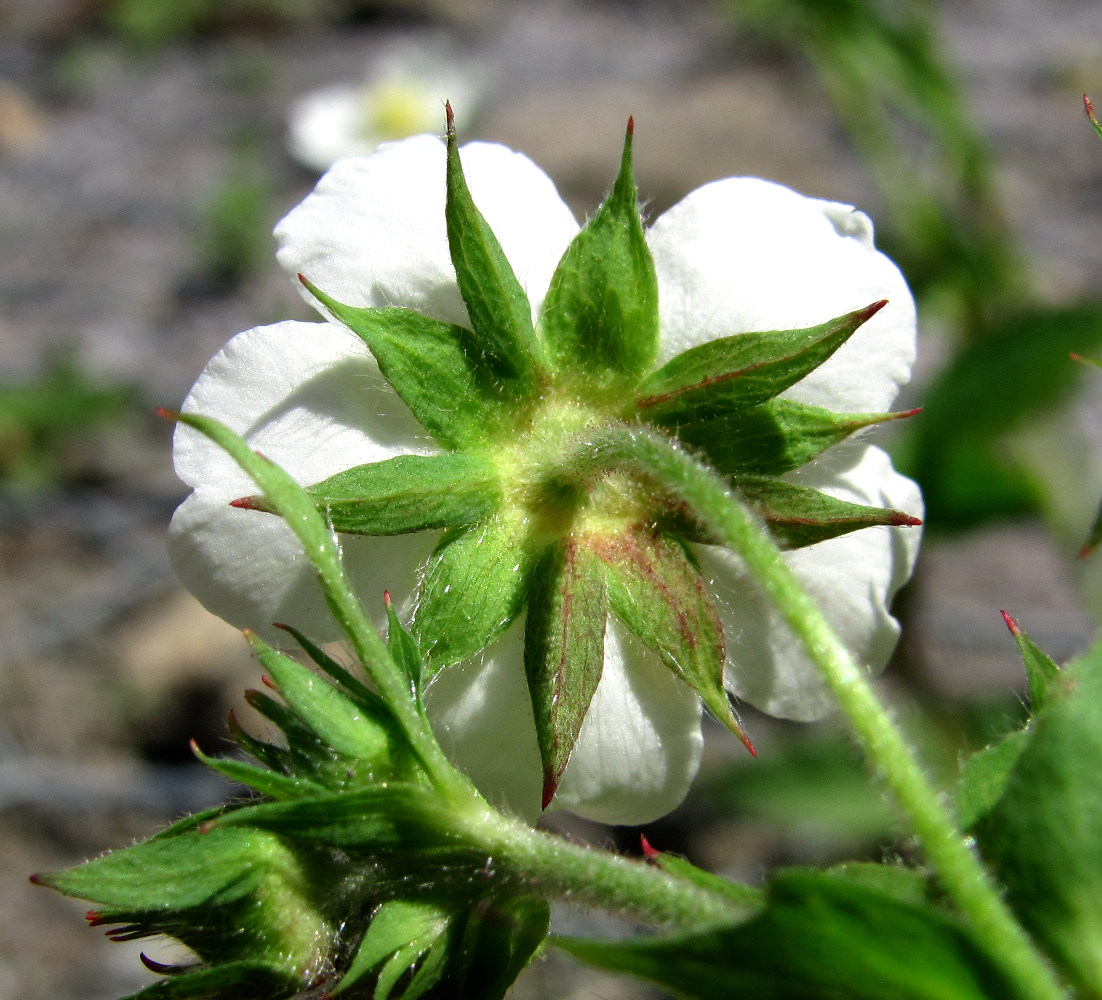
[464,810,758,929]
[565,426,1067,1000]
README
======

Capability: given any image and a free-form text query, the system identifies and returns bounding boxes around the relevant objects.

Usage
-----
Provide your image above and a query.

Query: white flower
[287,53,480,172]
[169,133,921,825]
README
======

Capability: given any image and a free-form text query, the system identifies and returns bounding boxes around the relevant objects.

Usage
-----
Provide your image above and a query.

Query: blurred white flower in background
[287,48,482,172]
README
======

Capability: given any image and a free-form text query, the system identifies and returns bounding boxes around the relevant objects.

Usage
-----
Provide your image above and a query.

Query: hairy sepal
[445,103,547,391]
[634,301,886,424]
[539,119,660,392]
[301,279,527,449]
[734,476,922,549]
[412,514,536,671]
[591,528,744,740]
[524,538,609,809]
[677,399,914,478]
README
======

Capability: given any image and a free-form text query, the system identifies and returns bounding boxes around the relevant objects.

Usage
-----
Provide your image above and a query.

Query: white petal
[169,319,437,641]
[647,177,916,413]
[275,136,579,326]
[554,620,704,826]
[424,617,703,826]
[697,444,923,721]
[169,492,437,644]
[424,623,544,823]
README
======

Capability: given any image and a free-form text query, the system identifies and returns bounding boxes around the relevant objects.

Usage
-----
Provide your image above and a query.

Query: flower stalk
[557,423,1068,1000]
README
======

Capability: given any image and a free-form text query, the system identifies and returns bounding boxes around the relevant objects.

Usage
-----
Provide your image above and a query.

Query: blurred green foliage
[101,0,317,50]
[0,358,134,488]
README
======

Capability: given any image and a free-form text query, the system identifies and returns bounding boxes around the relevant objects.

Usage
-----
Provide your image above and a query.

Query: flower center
[487,391,649,546]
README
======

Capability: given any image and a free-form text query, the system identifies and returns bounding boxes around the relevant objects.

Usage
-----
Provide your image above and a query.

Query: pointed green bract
[677,399,914,478]
[302,281,526,449]
[540,120,659,391]
[1000,611,1061,712]
[445,104,546,390]
[336,899,451,998]
[247,632,399,770]
[386,595,427,695]
[294,453,501,535]
[413,514,536,670]
[734,476,921,549]
[191,743,327,801]
[524,538,609,808]
[451,895,550,1000]
[592,529,740,737]
[635,301,886,424]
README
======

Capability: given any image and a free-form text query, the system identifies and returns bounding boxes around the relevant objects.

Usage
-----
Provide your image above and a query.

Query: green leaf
[634,301,886,424]
[972,639,1102,996]
[445,102,546,390]
[34,826,296,910]
[676,398,915,477]
[242,453,501,536]
[540,119,659,391]
[450,894,550,1000]
[246,632,399,767]
[556,869,1031,1000]
[734,476,922,549]
[999,610,1061,712]
[412,514,536,670]
[301,281,524,450]
[335,899,451,998]
[524,538,609,808]
[592,529,751,747]
[118,960,296,1000]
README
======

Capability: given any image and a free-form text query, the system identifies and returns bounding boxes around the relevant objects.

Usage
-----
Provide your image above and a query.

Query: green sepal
[556,868,1032,1000]
[524,538,609,809]
[336,899,451,999]
[444,103,546,390]
[1001,610,1062,712]
[243,688,335,777]
[412,514,537,670]
[191,742,327,801]
[971,639,1102,996]
[117,960,297,1000]
[634,301,887,424]
[246,631,400,769]
[539,119,659,391]
[227,708,290,774]
[592,529,750,746]
[734,476,922,549]
[301,280,525,449]
[239,453,501,536]
[677,398,915,478]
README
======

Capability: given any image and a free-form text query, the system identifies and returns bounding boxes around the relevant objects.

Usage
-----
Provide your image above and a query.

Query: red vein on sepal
[541,775,557,812]
[888,512,923,527]
[640,834,660,859]
[154,407,178,421]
